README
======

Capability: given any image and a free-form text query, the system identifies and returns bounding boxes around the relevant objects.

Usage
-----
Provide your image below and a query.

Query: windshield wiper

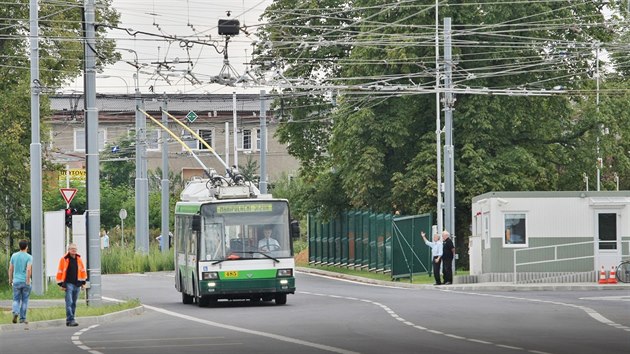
[231,251,280,263]
[211,254,243,265]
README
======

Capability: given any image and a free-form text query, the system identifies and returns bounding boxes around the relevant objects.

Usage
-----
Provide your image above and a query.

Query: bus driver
[258,226,280,252]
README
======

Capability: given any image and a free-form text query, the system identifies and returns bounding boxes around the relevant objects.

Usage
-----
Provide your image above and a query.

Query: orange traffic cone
[608,266,618,284]
[598,266,607,284]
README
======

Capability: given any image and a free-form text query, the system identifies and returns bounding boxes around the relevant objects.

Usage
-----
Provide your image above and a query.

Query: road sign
[186,111,198,123]
[119,209,128,220]
[60,188,78,204]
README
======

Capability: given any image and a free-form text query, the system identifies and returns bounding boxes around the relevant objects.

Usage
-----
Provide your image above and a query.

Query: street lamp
[116,47,148,253]
[116,47,141,93]
[96,75,129,94]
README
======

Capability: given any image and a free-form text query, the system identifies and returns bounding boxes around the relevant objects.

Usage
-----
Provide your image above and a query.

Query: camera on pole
[218,18,239,36]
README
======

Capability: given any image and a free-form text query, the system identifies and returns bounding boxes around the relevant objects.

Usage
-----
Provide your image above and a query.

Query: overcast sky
[64,0,272,95]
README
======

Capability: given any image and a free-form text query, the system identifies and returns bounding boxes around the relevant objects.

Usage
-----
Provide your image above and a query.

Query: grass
[0,281,66,300]
[0,299,141,325]
[304,264,469,284]
[101,244,174,274]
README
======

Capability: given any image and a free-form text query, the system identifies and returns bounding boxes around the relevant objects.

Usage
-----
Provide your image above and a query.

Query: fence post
[513,248,517,284]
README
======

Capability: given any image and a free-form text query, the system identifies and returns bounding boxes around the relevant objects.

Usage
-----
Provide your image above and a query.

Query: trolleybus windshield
[199,201,291,261]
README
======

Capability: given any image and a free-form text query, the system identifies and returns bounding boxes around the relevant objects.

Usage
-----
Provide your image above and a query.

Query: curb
[0,305,145,333]
[296,267,630,291]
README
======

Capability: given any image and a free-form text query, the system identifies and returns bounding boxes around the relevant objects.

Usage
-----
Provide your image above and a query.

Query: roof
[472,191,630,203]
[50,94,267,113]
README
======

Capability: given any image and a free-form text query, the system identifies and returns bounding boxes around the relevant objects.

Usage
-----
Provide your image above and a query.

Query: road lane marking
[578,296,630,301]
[299,271,411,289]
[497,344,524,350]
[71,324,102,354]
[467,339,492,345]
[85,336,226,343]
[300,291,549,353]
[89,343,242,350]
[440,289,630,332]
[100,296,358,354]
[140,303,359,354]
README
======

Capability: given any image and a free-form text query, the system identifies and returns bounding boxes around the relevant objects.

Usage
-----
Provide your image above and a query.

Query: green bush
[0,251,9,289]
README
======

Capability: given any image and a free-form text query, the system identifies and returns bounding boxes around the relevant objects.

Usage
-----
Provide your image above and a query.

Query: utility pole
[259,90,268,194]
[29,0,43,295]
[135,75,149,253]
[443,17,456,269]
[595,44,601,192]
[225,121,230,167]
[434,0,443,234]
[160,97,170,252]
[84,0,102,305]
[233,92,239,170]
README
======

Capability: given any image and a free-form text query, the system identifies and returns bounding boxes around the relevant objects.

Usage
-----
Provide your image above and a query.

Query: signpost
[119,208,127,246]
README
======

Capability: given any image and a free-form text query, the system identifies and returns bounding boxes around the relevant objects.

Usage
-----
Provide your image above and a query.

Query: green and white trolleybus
[174,171,299,306]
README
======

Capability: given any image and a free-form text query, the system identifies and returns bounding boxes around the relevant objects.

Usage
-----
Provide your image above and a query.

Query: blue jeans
[65,283,81,323]
[12,282,31,322]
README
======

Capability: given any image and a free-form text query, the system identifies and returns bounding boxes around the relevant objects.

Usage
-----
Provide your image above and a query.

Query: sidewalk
[296,267,630,291]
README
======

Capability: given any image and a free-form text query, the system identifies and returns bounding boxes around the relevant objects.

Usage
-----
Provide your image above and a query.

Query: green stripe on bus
[219,269,278,280]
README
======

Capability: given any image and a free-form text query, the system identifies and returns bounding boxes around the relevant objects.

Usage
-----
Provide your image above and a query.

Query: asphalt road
[1,271,628,354]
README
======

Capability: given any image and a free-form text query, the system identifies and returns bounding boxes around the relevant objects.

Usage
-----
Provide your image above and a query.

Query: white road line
[298,271,411,289]
[440,289,629,333]
[578,296,630,301]
[467,339,492,345]
[71,325,103,354]
[141,303,359,354]
[299,291,550,354]
[497,344,524,350]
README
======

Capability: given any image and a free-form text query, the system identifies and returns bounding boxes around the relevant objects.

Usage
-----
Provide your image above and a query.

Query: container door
[595,211,621,271]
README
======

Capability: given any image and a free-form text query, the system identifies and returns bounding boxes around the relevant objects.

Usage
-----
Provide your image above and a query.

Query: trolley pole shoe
[608,266,618,284]
[598,266,608,284]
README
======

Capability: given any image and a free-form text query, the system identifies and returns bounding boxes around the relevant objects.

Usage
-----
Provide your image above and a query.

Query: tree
[254,1,626,262]
[0,1,120,231]
[238,156,260,185]
[101,136,136,188]
[254,0,354,175]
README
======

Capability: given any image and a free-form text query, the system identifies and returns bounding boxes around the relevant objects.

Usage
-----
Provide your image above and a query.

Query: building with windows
[48,93,299,182]
[469,191,630,282]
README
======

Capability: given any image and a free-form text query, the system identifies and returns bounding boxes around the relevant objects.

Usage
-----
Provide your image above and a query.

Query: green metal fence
[308,211,432,279]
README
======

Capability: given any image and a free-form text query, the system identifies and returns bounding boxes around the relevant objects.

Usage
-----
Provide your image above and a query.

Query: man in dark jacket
[442,231,455,285]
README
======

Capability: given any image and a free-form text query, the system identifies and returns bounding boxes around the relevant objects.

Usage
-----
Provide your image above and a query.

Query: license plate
[224,271,239,278]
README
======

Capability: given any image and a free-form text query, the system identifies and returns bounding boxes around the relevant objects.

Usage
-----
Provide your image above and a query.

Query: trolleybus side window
[201,223,226,260]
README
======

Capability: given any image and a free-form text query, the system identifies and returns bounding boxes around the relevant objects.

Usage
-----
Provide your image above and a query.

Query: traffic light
[65,208,78,228]
[65,208,72,228]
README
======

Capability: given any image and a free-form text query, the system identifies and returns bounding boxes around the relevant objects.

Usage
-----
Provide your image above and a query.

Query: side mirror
[192,215,201,232]
[290,219,300,239]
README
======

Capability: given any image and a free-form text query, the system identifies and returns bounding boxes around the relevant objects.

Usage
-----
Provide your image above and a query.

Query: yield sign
[60,188,78,204]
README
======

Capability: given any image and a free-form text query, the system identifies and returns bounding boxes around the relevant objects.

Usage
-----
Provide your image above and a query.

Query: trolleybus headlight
[277,269,293,277]
[202,271,219,280]
[279,279,289,285]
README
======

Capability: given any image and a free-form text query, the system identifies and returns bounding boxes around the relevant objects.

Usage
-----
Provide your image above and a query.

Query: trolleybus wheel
[181,275,194,304]
[275,293,287,305]
[182,292,194,304]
